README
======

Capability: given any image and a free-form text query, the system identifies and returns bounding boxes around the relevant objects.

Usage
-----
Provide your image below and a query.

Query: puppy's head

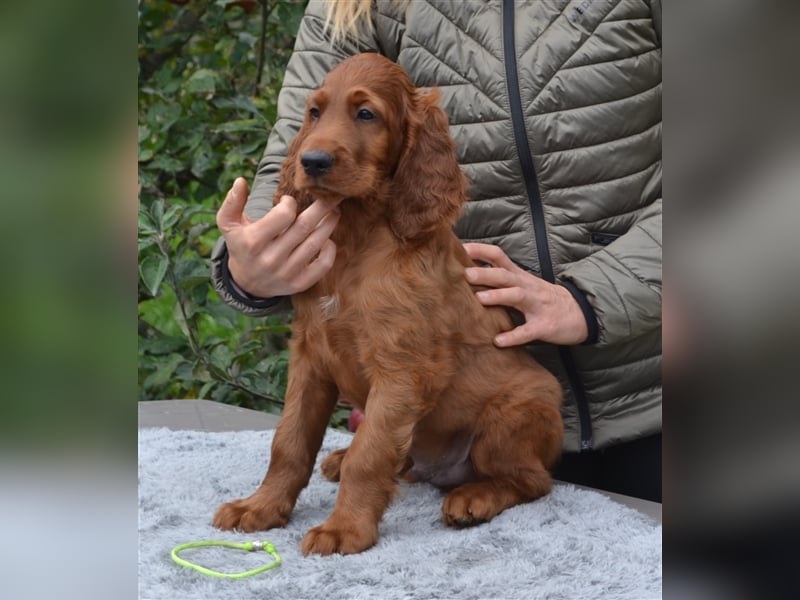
[279,53,467,239]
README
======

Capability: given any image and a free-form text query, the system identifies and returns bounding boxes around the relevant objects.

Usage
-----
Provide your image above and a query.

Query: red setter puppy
[214,53,563,555]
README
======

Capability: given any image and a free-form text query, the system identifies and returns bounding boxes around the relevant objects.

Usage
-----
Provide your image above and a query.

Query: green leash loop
[171,540,282,579]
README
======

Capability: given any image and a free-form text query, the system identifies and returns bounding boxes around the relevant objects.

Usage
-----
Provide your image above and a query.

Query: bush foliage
[138,0,316,417]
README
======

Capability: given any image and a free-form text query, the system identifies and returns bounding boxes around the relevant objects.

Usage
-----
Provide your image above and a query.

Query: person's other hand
[217,177,340,298]
[463,243,589,347]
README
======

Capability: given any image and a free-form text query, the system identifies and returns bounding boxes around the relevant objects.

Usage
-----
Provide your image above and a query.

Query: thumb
[216,177,250,234]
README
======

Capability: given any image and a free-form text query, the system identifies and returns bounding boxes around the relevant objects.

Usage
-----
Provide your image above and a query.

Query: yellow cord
[170,540,281,579]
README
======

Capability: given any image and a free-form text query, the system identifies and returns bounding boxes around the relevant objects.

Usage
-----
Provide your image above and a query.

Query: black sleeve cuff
[219,246,285,310]
[559,280,599,345]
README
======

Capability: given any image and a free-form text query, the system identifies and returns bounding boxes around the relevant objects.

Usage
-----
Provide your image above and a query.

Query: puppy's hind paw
[320,448,348,482]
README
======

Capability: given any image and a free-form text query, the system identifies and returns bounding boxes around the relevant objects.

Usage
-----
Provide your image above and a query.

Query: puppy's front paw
[213,496,289,532]
[301,516,378,556]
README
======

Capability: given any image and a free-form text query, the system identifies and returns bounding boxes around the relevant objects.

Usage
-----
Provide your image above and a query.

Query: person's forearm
[559,199,662,346]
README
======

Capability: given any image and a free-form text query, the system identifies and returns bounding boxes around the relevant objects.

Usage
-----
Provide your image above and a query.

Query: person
[211,0,662,502]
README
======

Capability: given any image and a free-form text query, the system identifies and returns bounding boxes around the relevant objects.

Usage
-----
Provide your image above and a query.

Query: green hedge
[138,1,322,419]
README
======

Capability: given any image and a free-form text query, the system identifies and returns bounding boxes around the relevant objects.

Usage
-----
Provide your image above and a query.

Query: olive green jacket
[211,0,662,452]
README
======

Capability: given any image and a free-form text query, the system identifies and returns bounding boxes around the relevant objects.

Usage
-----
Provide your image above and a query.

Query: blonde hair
[324,0,376,46]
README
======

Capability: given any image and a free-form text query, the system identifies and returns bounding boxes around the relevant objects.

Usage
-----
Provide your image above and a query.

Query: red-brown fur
[213,53,563,555]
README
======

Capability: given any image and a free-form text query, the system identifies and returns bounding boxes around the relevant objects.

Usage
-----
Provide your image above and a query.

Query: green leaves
[186,68,219,94]
[138,0,309,415]
[140,255,168,297]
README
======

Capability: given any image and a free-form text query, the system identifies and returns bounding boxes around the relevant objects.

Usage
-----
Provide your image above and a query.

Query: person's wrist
[558,280,598,345]
[220,247,283,309]
[226,256,262,297]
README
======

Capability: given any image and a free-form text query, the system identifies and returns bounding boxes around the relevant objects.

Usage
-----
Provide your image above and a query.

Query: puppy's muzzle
[301,150,334,177]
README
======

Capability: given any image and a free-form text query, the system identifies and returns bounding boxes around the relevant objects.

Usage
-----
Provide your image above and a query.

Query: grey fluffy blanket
[138,427,661,599]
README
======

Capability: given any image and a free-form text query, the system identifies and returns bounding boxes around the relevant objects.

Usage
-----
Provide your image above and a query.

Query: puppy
[214,53,563,555]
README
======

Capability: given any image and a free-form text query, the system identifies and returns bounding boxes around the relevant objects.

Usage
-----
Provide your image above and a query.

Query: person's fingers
[494,323,538,347]
[216,177,251,233]
[291,239,337,292]
[463,242,516,270]
[285,199,339,241]
[474,286,526,309]
[271,199,339,256]
[285,209,341,271]
[464,266,517,289]
[246,195,301,241]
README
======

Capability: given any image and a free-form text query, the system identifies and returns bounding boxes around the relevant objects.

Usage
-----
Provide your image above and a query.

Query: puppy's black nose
[300,151,334,177]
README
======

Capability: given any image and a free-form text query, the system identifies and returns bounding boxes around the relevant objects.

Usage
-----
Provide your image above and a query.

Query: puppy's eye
[309,107,320,120]
[356,108,376,121]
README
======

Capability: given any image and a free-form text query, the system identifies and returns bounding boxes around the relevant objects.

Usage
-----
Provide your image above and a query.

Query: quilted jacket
[211,0,662,452]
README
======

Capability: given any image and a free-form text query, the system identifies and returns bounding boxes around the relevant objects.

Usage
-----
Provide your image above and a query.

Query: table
[139,399,661,524]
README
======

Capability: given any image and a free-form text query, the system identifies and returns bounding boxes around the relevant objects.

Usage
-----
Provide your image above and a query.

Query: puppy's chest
[312,289,377,337]
[309,292,374,392]
[317,294,339,321]
[315,246,398,326]
[308,262,402,363]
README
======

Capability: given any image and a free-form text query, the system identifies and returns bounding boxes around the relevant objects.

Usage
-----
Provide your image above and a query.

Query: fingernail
[465,268,476,282]
[494,335,505,346]
[476,291,487,301]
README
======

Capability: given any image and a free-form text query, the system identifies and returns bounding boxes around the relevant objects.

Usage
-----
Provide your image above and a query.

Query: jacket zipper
[502,0,594,451]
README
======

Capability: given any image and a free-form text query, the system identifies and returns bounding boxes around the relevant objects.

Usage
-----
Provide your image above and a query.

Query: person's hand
[216,177,340,298]
[463,243,589,347]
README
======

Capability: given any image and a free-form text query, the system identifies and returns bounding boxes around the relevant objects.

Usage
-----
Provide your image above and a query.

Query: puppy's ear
[389,89,468,240]
[274,126,314,211]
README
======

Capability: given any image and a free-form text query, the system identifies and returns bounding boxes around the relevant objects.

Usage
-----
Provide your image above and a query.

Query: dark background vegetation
[137,0,354,424]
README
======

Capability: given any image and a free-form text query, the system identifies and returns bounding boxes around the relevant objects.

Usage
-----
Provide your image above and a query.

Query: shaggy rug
[139,428,661,599]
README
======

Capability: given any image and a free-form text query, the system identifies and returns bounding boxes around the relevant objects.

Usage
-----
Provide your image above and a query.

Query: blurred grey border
[0,2,136,599]
[667,1,800,598]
